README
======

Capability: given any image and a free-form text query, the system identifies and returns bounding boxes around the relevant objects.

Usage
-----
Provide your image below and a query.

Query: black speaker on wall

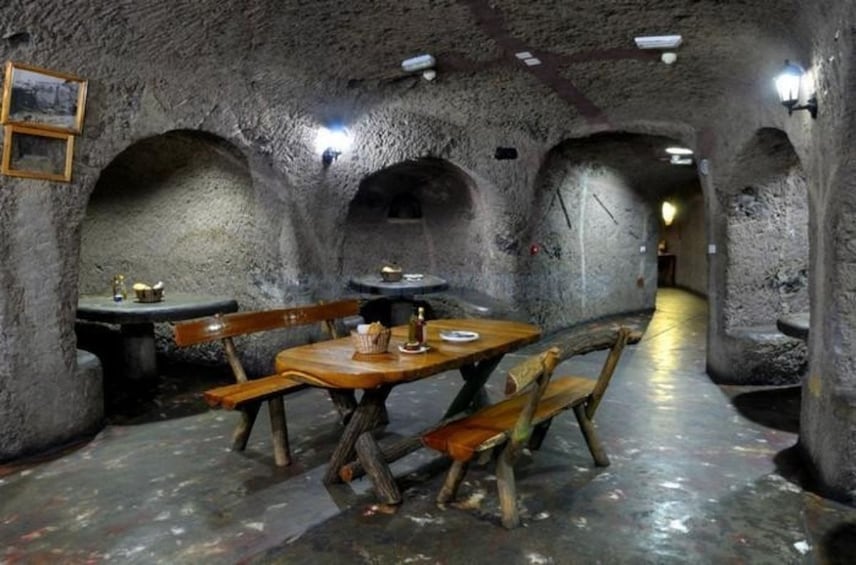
[494,147,518,160]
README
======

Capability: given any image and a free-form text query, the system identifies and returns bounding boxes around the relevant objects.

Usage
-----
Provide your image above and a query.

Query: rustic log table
[77,293,238,381]
[274,318,541,501]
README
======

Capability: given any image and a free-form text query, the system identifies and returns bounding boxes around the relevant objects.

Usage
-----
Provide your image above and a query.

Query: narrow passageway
[1,289,854,563]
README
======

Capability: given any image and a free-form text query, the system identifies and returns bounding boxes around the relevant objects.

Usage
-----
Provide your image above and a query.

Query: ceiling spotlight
[775,59,818,119]
[634,35,682,50]
[661,52,677,65]
[665,147,693,155]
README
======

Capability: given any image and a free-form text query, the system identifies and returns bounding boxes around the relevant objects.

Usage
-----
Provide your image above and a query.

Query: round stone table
[77,293,238,381]
[349,274,449,325]
[348,274,449,298]
[777,312,810,341]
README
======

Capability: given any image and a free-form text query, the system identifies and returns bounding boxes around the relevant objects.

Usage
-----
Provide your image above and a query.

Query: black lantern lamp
[775,60,818,119]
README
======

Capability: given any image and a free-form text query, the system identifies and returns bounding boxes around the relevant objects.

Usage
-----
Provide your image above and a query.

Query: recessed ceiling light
[665,146,693,155]
[670,155,693,166]
[634,35,683,50]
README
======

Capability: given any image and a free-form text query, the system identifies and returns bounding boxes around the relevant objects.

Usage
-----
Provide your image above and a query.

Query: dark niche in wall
[341,157,483,287]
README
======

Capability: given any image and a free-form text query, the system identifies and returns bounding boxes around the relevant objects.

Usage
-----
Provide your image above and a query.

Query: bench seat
[423,376,594,462]
[203,374,307,410]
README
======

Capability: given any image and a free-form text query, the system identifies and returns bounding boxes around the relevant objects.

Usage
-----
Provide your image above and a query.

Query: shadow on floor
[819,522,856,564]
[730,386,801,434]
[105,359,234,426]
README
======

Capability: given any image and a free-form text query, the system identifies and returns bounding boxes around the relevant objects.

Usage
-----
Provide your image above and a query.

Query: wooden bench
[422,326,636,528]
[173,299,361,466]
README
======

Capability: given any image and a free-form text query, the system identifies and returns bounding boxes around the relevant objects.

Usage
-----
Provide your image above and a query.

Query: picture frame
[2,125,74,182]
[1,61,88,134]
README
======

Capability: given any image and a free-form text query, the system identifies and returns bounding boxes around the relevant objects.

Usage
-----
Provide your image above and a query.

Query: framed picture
[1,61,88,134]
[2,125,74,182]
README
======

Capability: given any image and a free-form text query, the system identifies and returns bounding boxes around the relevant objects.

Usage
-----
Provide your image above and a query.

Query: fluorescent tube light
[634,35,682,50]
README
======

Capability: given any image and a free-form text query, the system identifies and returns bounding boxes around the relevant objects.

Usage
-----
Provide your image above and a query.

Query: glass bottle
[407,311,418,346]
[112,274,127,302]
[415,306,426,346]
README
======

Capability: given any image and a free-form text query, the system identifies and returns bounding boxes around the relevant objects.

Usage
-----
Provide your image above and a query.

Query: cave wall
[662,189,707,296]
[524,162,658,334]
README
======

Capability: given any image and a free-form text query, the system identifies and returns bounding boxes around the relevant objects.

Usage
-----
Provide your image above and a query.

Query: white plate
[440,330,480,343]
[398,344,430,354]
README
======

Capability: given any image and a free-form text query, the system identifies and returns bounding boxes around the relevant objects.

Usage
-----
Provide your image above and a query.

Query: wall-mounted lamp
[662,201,676,226]
[316,126,352,166]
[775,60,818,119]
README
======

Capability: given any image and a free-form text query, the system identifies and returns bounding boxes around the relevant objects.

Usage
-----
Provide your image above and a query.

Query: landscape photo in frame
[1,61,88,133]
[1,125,74,182]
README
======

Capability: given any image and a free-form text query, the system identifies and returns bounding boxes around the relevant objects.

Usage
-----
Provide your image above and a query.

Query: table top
[348,274,449,297]
[275,318,541,390]
[77,292,238,325]
[777,312,810,341]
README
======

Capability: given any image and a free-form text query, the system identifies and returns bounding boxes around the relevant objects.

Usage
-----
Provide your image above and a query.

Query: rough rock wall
[724,168,809,329]
[663,189,707,295]
[799,0,856,503]
[524,163,657,334]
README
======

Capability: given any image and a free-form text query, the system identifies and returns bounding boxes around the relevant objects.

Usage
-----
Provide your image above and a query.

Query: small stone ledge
[709,325,807,385]
[426,288,527,321]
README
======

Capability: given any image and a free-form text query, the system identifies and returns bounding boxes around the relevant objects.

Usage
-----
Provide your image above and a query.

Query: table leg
[323,385,392,485]
[442,355,503,419]
[120,322,158,381]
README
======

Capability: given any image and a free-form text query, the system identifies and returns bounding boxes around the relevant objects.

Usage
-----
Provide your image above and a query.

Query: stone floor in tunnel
[2,288,855,564]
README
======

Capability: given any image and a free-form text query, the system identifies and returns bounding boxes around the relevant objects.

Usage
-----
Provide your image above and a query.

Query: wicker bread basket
[351,328,391,354]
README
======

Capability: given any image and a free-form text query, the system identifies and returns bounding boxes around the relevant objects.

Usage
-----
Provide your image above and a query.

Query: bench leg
[495,447,520,529]
[437,459,469,505]
[355,432,401,505]
[574,404,609,467]
[268,397,291,466]
[232,403,260,452]
[528,418,553,451]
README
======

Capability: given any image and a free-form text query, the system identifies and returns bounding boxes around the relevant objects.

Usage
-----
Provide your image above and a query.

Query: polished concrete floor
[2,289,855,564]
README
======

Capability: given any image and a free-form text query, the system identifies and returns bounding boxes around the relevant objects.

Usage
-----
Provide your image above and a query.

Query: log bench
[422,326,637,528]
[173,299,362,466]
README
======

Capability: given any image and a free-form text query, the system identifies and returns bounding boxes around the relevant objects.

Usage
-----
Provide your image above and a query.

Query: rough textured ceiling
[34,0,802,125]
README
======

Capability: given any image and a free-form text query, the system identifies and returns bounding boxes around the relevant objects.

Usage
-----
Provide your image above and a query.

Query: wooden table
[77,293,238,381]
[275,318,541,496]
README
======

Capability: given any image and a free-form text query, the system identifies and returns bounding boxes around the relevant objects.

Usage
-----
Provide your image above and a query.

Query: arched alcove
[341,157,483,288]
[707,127,809,385]
[723,128,809,330]
[80,130,261,307]
[525,132,703,333]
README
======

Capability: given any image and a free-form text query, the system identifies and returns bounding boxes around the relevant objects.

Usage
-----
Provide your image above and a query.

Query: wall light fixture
[662,201,676,226]
[775,60,818,119]
[316,126,352,166]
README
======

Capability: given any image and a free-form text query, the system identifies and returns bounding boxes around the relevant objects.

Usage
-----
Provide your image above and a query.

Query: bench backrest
[505,326,635,416]
[172,298,361,383]
[501,326,634,457]
[173,299,360,346]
